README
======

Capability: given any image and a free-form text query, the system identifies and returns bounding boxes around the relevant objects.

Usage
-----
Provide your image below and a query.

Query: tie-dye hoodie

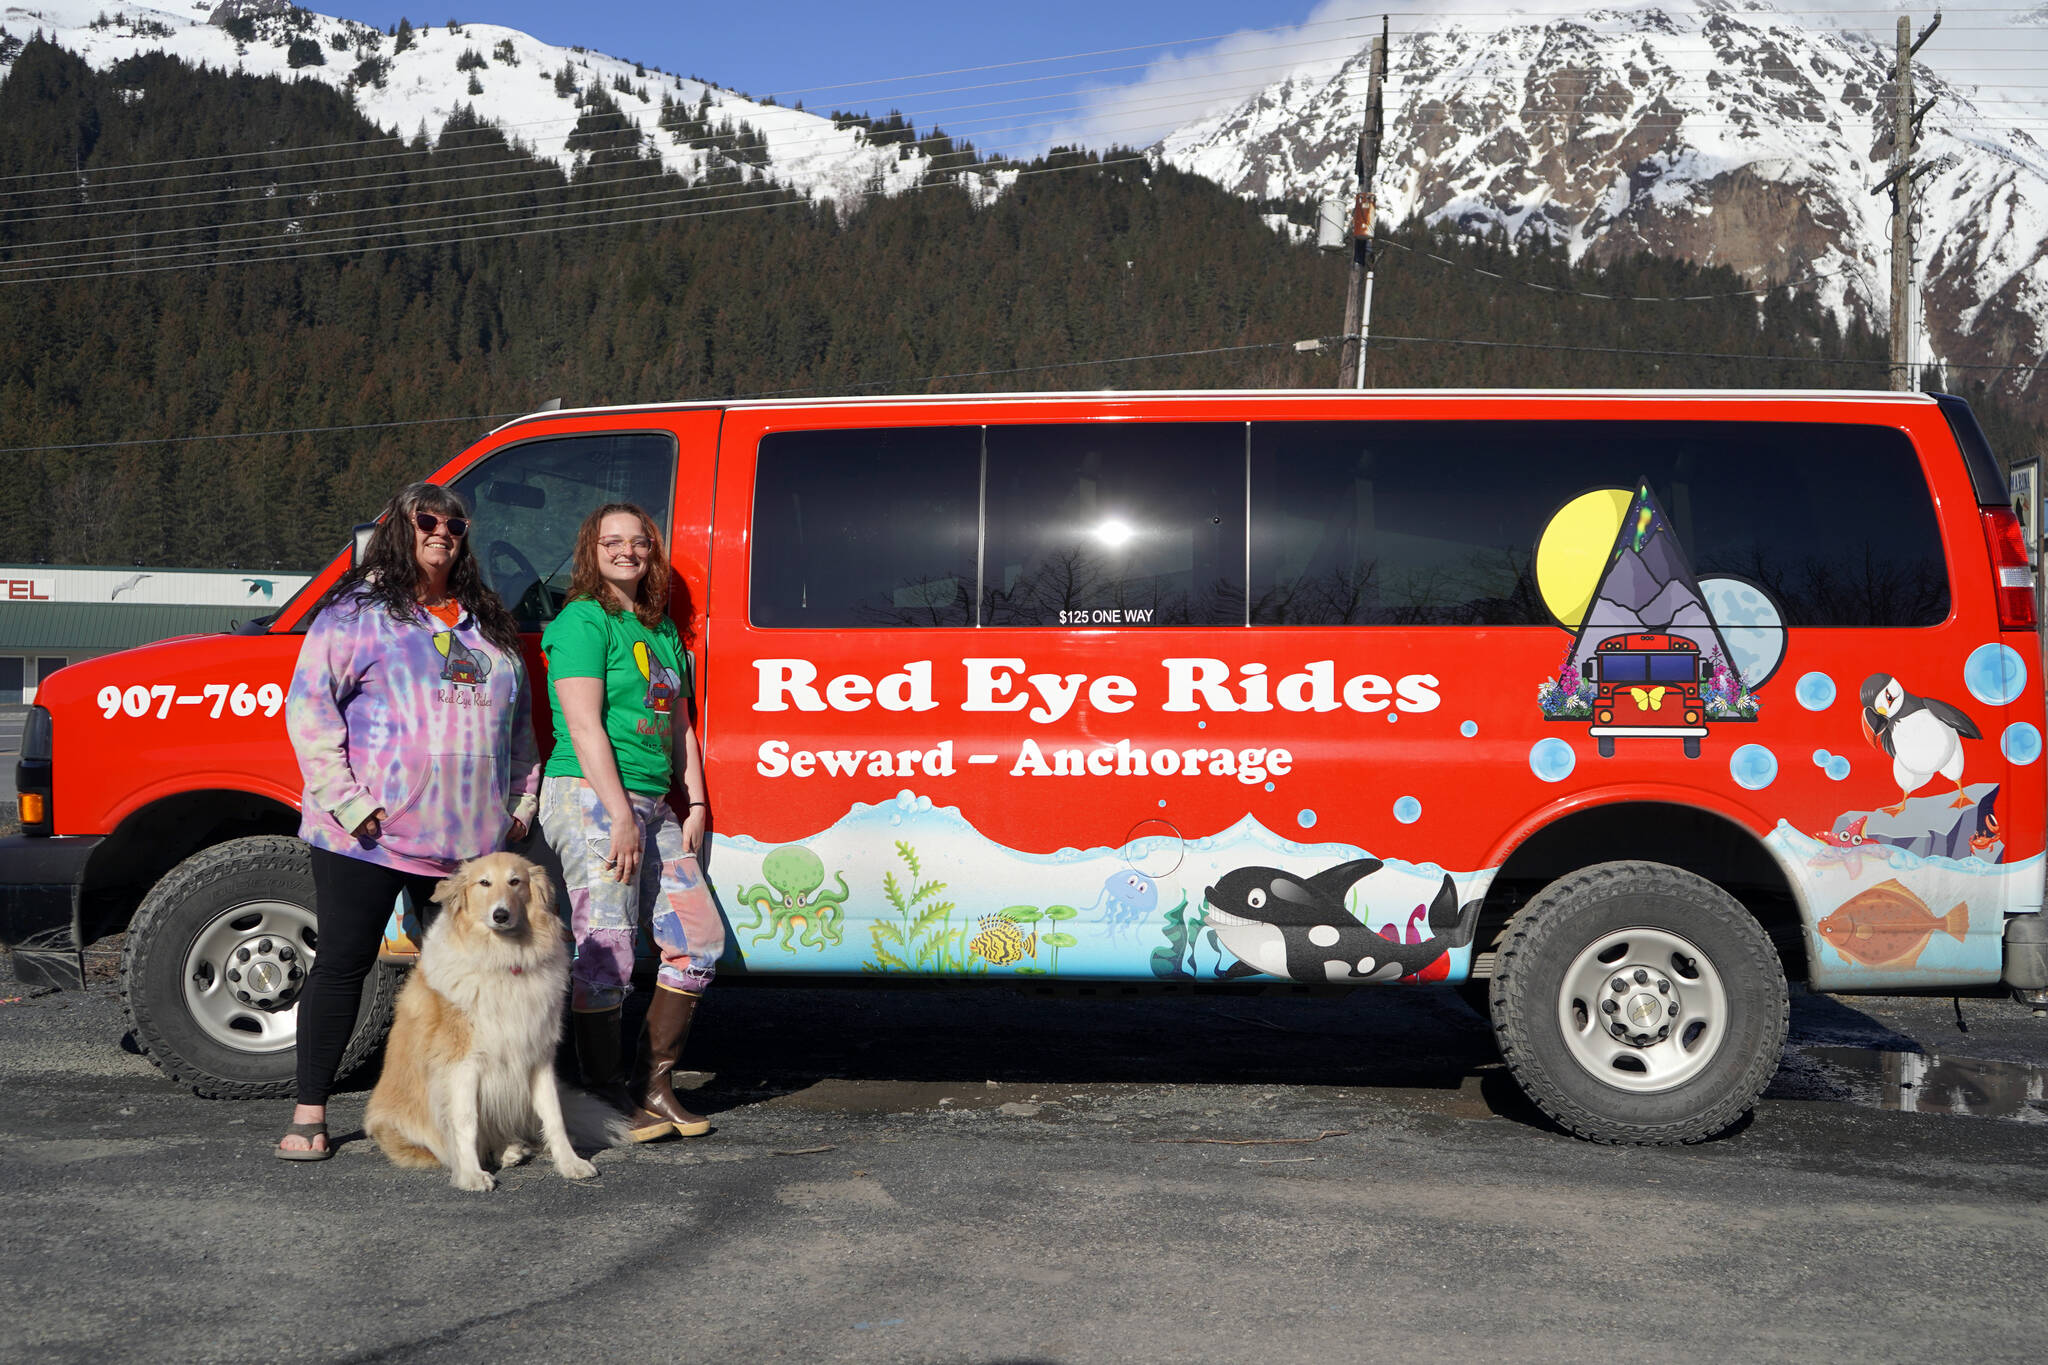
[286,589,541,876]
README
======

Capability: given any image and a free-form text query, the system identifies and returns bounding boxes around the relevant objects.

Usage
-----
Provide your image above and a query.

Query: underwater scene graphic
[708,791,1496,983]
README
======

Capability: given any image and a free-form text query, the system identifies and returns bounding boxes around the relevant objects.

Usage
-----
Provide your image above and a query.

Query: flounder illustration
[1817,878,1967,968]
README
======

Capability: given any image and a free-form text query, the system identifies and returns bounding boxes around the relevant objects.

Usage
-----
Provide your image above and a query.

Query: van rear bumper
[0,836,100,991]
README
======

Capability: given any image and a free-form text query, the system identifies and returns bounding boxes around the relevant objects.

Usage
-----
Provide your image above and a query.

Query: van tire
[1488,860,1787,1145]
[121,836,398,1100]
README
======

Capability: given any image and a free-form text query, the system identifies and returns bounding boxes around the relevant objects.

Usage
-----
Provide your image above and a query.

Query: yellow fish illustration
[969,914,1037,966]
[1628,685,1667,711]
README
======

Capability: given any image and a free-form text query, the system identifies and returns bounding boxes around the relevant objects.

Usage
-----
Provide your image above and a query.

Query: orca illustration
[1203,859,1481,983]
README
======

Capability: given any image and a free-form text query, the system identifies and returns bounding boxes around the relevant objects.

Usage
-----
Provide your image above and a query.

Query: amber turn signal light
[19,792,47,826]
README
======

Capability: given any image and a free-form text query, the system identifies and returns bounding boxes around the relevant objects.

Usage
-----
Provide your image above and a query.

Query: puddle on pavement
[744,1077,1104,1115]
[1795,1048,2048,1123]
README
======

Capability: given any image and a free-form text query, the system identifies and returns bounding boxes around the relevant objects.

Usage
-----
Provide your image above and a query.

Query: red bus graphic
[1583,632,1710,758]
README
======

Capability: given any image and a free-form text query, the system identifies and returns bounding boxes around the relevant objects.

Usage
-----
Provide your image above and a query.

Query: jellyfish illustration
[1092,870,1160,938]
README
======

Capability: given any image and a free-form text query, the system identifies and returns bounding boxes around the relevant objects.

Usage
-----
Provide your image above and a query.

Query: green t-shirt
[540,598,692,795]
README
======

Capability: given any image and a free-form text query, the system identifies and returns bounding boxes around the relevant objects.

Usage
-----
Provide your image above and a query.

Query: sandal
[275,1120,332,1162]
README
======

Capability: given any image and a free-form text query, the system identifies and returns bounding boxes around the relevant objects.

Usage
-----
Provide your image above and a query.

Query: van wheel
[1488,861,1787,1145]
[121,836,399,1100]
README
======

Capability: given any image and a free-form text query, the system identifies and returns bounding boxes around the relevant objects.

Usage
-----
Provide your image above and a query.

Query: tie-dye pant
[537,776,724,1010]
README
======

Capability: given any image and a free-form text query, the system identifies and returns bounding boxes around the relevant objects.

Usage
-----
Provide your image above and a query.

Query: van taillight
[1981,506,2038,631]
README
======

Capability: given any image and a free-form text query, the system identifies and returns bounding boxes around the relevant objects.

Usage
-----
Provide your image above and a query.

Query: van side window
[751,427,981,628]
[1249,421,1949,628]
[983,423,1246,626]
[449,432,677,630]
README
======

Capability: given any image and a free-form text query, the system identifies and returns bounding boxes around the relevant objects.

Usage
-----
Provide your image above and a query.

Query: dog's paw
[497,1141,533,1168]
[556,1155,599,1181]
[450,1167,497,1193]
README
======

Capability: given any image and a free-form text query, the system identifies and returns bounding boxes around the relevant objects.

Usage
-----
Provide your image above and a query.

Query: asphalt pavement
[2,948,2045,1364]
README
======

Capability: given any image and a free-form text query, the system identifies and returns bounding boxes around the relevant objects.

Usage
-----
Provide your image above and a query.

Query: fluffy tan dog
[364,852,623,1190]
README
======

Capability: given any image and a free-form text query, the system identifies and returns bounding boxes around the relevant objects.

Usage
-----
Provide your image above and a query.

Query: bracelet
[688,800,708,809]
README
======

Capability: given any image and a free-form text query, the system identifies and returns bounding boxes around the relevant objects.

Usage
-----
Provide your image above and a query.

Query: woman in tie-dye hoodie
[276,481,540,1161]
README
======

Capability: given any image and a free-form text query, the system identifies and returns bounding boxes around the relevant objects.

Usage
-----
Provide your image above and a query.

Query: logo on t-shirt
[433,631,493,686]
[633,639,682,714]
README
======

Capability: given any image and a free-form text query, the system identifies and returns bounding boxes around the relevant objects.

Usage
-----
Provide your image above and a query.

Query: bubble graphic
[1393,796,1421,824]
[1461,720,1479,738]
[1158,799,1167,808]
[1297,809,1318,829]
[1730,743,1778,791]
[1198,720,1207,730]
[1826,756,1851,781]
[1796,672,1836,711]
[1264,781,1275,792]
[2002,722,2042,765]
[1812,749,1831,767]
[1386,711,1398,723]
[1529,737,1576,783]
[1966,643,2028,706]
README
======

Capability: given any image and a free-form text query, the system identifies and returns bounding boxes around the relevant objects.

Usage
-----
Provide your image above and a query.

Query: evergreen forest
[0,37,2036,571]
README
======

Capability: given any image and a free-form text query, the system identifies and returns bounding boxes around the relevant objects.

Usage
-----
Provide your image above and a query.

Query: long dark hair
[564,503,670,631]
[312,482,522,655]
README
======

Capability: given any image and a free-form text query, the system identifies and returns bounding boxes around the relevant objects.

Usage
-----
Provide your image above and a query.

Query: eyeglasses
[414,511,469,538]
[598,537,653,553]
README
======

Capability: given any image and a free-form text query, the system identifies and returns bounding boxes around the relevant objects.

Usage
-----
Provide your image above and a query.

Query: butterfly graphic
[1627,685,1667,711]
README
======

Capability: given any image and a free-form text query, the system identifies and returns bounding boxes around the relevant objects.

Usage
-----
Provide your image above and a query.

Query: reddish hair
[565,503,669,631]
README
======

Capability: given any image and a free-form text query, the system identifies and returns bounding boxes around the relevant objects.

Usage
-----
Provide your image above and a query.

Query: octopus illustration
[734,844,851,953]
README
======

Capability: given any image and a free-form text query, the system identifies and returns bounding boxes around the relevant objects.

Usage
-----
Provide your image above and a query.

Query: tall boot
[572,1007,670,1143]
[634,986,711,1137]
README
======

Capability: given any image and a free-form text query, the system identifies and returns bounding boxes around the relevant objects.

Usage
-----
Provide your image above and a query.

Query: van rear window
[1249,421,1949,628]
[752,427,981,628]
[982,423,1245,627]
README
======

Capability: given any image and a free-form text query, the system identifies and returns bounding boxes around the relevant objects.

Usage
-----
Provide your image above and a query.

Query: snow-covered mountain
[1158,0,2047,408]
[0,0,1010,206]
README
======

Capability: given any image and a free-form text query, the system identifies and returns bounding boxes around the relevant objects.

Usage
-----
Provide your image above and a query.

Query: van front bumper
[0,835,101,991]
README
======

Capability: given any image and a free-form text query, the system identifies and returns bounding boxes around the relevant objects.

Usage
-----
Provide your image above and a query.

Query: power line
[0,20,1385,189]
[6,332,2035,457]
[0,153,1155,286]
[1373,238,1867,301]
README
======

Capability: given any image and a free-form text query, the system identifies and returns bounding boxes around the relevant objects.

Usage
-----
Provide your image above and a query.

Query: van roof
[488,387,1937,434]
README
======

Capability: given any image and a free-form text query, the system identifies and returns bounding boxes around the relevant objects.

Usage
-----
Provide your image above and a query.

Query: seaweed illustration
[992,904,1078,976]
[1148,893,1210,979]
[863,840,983,975]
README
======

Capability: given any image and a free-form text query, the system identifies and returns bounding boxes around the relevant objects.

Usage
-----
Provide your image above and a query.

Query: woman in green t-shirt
[538,503,722,1142]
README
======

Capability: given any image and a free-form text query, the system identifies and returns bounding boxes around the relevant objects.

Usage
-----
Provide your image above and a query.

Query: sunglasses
[414,511,469,538]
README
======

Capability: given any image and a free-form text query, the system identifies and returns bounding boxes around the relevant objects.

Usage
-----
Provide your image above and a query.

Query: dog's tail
[560,1086,636,1150]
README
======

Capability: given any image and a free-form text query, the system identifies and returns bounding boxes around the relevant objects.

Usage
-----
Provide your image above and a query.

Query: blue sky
[326,3,2036,157]
[336,3,1321,104]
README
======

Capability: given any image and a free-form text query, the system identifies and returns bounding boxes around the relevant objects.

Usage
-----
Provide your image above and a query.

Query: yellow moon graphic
[1536,488,1634,627]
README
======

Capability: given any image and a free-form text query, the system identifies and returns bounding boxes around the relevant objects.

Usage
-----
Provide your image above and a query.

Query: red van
[6,389,2045,1144]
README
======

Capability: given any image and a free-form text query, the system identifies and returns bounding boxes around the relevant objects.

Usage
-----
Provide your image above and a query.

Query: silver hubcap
[181,900,318,1052]
[1556,926,1727,1093]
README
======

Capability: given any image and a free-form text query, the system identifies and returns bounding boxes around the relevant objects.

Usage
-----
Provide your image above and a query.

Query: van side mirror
[1698,659,1711,682]
[351,523,377,568]
[1581,660,1596,680]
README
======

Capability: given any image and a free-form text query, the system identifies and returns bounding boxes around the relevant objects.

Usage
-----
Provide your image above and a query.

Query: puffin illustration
[1860,673,1981,814]
[1203,859,1480,983]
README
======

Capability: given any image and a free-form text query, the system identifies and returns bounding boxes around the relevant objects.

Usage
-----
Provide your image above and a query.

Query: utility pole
[1338,17,1388,389]
[1871,10,1940,392]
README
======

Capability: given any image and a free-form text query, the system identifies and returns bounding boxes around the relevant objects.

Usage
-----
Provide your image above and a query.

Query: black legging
[297,847,440,1106]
